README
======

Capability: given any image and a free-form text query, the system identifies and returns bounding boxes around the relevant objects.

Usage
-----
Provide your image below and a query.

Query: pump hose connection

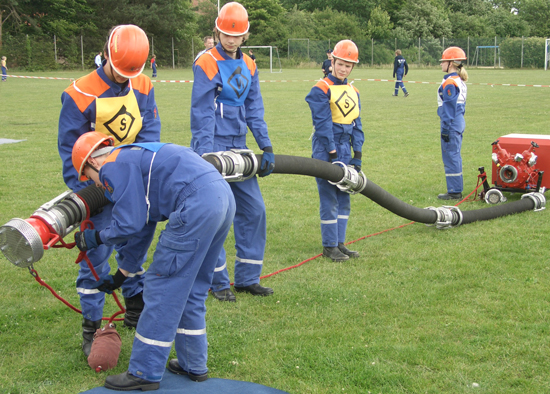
[1,151,545,267]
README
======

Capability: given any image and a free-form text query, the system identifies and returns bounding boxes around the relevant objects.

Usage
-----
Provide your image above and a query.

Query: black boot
[338,243,360,258]
[124,292,144,328]
[167,359,208,381]
[82,318,101,357]
[234,283,274,296]
[104,371,159,391]
[322,246,349,262]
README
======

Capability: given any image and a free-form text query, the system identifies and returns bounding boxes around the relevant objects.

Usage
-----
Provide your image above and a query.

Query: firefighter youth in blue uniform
[57,25,160,356]
[322,49,332,78]
[437,47,468,200]
[190,2,275,302]
[305,40,365,262]
[392,49,409,97]
[72,135,236,391]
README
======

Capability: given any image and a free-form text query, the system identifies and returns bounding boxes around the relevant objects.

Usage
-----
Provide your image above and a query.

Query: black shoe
[338,243,360,258]
[392,93,398,96]
[167,359,208,382]
[82,318,101,357]
[404,92,410,97]
[123,292,144,328]
[211,288,236,302]
[437,192,462,200]
[234,283,274,296]
[104,371,159,391]
[323,246,349,262]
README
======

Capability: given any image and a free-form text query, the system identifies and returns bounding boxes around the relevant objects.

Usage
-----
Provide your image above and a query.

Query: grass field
[0,65,549,394]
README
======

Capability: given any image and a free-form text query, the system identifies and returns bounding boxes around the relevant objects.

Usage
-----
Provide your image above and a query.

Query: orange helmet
[107,25,150,79]
[72,132,115,181]
[215,2,250,36]
[440,47,467,62]
[332,40,359,64]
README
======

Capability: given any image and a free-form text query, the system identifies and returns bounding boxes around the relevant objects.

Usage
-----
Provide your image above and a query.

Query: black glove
[74,229,103,252]
[258,146,275,177]
[441,133,450,142]
[350,151,362,171]
[349,158,362,172]
[329,151,338,163]
[94,269,128,294]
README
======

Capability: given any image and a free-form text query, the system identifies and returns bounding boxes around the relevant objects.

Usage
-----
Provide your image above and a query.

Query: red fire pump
[480,134,548,204]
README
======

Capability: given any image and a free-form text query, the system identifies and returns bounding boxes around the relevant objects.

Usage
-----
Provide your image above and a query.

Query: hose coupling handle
[521,192,546,212]
[202,149,258,182]
[425,205,463,229]
[328,161,367,195]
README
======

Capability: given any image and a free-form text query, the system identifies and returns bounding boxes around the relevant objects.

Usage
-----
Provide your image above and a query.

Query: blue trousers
[394,72,407,95]
[1,66,7,81]
[128,179,235,381]
[77,204,155,321]
[441,130,463,194]
[211,176,267,290]
[316,178,351,247]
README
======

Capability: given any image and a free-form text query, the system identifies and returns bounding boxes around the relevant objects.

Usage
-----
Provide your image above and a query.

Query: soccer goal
[545,39,550,71]
[241,46,282,73]
[472,45,501,68]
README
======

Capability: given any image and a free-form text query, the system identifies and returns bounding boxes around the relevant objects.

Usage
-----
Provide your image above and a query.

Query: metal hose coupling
[0,190,87,267]
[424,205,463,229]
[202,149,258,182]
[521,191,546,212]
[328,161,367,194]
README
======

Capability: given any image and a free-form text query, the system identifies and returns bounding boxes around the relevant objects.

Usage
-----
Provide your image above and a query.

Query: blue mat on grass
[81,369,289,394]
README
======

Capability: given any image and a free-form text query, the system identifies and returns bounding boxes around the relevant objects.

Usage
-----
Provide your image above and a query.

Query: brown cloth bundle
[87,323,122,372]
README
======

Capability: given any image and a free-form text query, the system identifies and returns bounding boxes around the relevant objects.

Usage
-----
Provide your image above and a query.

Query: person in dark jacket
[322,49,332,78]
[392,50,409,97]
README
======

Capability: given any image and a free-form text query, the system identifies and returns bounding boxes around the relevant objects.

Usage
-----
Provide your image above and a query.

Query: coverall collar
[327,73,347,85]
[216,41,243,61]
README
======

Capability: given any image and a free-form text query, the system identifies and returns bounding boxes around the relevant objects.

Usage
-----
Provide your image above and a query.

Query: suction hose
[203,152,546,228]
[1,151,545,268]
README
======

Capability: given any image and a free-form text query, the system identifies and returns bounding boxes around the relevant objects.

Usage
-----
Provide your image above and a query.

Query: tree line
[0,0,548,69]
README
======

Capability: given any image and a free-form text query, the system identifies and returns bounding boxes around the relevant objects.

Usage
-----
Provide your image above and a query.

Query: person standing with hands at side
[58,24,161,357]
[305,40,365,262]
[191,2,275,302]
[151,55,157,78]
[95,52,102,69]
[392,49,409,97]
[322,49,332,78]
[71,133,236,391]
[1,56,8,81]
[437,46,468,201]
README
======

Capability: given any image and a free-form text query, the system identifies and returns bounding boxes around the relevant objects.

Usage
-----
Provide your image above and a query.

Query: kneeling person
[72,132,236,391]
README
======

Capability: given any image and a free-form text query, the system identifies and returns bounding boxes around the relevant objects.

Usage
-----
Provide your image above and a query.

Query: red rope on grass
[259,181,486,281]
[29,219,125,322]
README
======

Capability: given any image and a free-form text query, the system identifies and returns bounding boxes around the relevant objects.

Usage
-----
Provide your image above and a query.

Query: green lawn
[0,66,549,394]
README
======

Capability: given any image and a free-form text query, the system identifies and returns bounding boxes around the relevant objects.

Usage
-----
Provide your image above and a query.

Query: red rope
[29,219,125,322]
[259,183,485,282]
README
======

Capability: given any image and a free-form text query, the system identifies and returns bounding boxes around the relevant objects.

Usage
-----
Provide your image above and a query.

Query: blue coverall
[437,73,467,194]
[58,63,161,321]
[190,42,272,290]
[98,143,236,381]
[393,55,409,96]
[305,74,365,247]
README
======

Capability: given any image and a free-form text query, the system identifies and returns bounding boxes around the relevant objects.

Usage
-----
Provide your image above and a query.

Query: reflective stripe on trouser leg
[210,247,230,292]
[316,177,351,247]
[441,131,463,194]
[176,219,232,375]
[129,180,235,382]
[76,206,114,321]
[229,177,266,287]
